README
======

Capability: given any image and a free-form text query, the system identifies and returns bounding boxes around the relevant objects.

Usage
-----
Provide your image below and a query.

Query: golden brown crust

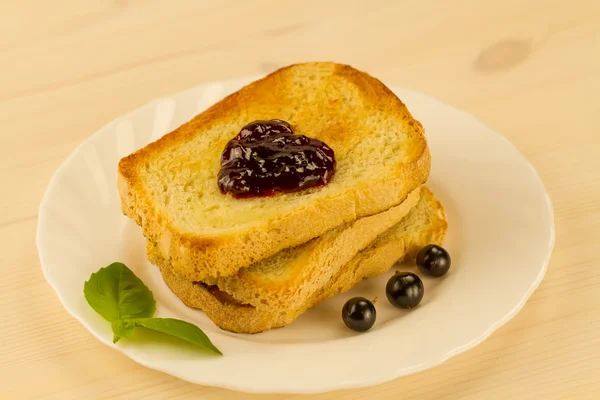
[215,187,423,310]
[308,187,447,305]
[119,61,430,281]
[146,187,447,333]
[147,242,288,334]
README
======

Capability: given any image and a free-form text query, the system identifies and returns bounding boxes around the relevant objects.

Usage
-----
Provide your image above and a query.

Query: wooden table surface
[2,1,599,399]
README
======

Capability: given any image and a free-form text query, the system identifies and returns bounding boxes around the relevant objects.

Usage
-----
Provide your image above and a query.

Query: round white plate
[37,76,554,394]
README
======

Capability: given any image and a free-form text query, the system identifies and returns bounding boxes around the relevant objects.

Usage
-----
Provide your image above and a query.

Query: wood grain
[1,0,599,398]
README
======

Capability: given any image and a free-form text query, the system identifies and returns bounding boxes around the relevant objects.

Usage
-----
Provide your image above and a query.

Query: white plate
[37,76,555,394]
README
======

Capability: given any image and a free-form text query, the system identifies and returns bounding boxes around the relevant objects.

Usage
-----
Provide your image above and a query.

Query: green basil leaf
[84,263,222,356]
[111,319,137,343]
[134,318,222,355]
[83,262,155,322]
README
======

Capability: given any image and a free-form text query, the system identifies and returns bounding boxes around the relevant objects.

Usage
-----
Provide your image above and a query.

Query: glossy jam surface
[218,119,336,198]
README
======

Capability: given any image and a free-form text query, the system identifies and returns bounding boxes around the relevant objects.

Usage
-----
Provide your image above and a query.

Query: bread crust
[215,188,422,310]
[146,187,447,333]
[119,62,430,281]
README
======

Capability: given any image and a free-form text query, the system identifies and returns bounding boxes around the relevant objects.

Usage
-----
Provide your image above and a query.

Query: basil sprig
[84,262,222,355]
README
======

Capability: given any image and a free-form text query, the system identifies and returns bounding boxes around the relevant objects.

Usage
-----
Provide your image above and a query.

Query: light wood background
[1,1,599,399]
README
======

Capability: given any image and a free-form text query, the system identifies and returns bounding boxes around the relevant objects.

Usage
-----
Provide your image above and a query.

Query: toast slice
[213,187,422,311]
[119,62,430,282]
[146,187,447,333]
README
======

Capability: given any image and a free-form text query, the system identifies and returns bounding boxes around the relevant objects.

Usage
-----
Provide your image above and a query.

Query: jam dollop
[217,119,336,198]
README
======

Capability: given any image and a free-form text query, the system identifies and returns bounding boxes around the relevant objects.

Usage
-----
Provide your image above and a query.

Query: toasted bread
[119,62,430,282]
[146,187,447,333]
[213,187,422,311]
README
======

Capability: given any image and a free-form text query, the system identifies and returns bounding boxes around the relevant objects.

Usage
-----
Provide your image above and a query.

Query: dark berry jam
[217,119,336,198]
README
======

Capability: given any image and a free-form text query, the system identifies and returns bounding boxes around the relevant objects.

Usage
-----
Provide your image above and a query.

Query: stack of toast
[117,62,448,333]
